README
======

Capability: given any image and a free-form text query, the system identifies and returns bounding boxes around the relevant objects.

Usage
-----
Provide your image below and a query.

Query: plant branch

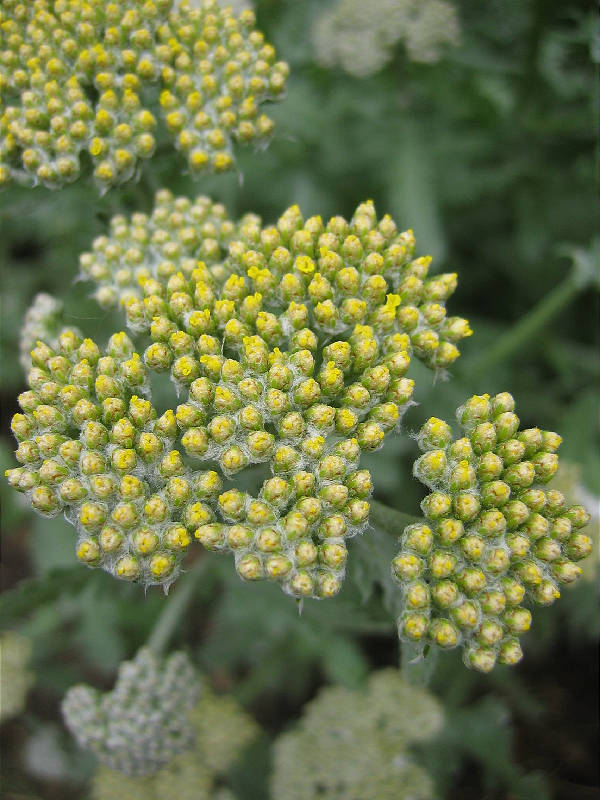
[369,499,420,535]
[471,274,580,375]
[400,641,439,687]
[147,559,206,655]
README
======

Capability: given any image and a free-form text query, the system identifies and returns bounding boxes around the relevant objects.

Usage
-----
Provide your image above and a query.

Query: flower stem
[369,499,419,535]
[147,559,206,655]
[400,641,438,687]
[472,274,579,375]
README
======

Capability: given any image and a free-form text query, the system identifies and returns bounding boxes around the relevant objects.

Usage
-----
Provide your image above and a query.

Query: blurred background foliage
[0,1,597,798]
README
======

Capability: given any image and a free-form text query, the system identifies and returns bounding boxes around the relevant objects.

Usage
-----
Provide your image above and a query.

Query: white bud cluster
[62,648,201,777]
[313,0,460,78]
[89,679,259,800]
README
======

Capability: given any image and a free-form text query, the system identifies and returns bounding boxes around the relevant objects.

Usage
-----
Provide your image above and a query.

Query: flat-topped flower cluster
[6,191,471,598]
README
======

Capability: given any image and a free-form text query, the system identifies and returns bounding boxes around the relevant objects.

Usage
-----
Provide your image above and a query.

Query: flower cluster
[7,192,471,597]
[0,0,288,190]
[0,631,34,721]
[62,648,201,776]
[4,190,472,598]
[392,392,593,672]
[313,0,460,78]
[271,668,442,800]
[75,657,258,800]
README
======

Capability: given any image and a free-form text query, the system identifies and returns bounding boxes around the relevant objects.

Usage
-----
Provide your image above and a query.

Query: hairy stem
[400,641,438,686]
[472,274,579,375]
[147,559,205,655]
[370,499,420,535]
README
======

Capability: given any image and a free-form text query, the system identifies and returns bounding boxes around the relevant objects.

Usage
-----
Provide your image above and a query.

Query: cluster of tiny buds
[62,648,201,776]
[7,329,208,589]
[392,392,592,672]
[90,672,259,800]
[79,190,472,373]
[0,0,288,189]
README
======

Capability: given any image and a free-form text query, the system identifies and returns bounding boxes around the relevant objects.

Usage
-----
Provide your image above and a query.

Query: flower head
[271,669,442,799]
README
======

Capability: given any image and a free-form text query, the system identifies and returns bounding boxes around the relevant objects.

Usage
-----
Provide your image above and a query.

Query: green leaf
[321,635,368,689]
[0,567,89,626]
[422,696,551,799]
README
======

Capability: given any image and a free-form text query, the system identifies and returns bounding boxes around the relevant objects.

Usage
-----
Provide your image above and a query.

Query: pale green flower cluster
[0,0,288,190]
[0,631,34,721]
[62,648,201,776]
[7,190,471,597]
[271,669,442,800]
[392,392,593,672]
[313,0,460,78]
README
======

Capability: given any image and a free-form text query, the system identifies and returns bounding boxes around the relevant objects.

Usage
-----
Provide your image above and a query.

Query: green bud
[195,523,226,551]
[497,637,523,666]
[431,579,460,608]
[399,612,429,642]
[392,552,424,581]
[465,645,496,673]
[429,618,460,648]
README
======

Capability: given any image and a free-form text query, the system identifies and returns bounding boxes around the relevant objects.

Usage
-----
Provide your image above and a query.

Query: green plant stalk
[147,500,417,654]
[147,559,206,655]
[400,641,439,687]
[472,274,579,375]
[370,499,420,534]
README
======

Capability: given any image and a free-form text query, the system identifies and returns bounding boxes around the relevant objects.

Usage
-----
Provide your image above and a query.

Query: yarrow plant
[6,184,592,666]
[1,9,595,795]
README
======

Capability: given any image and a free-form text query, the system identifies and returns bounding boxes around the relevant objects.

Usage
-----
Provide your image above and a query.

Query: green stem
[147,559,206,655]
[471,274,579,375]
[370,499,420,535]
[400,641,438,687]
[134,163,158,211]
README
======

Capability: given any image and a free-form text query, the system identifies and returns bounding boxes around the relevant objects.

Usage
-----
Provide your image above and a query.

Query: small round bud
[399,612,429,642]
[392,552,424,581]
[429,618,459,648]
